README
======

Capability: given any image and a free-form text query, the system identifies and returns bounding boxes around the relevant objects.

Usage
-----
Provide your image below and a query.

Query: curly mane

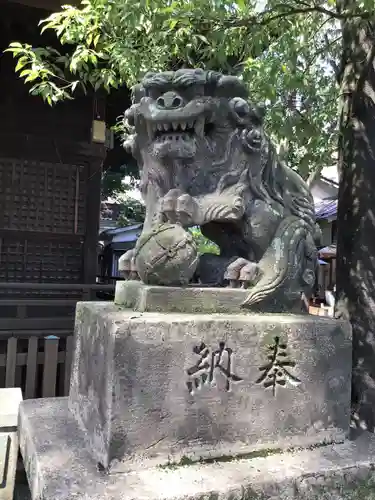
[217,132,315,229]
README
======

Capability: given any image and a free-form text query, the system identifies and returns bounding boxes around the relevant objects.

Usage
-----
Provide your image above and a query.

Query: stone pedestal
[20,284,374,500]
[69,301,352,473]
[114,280,253,314]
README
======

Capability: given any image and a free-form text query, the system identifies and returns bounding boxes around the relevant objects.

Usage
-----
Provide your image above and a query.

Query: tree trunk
[335,5,375,430]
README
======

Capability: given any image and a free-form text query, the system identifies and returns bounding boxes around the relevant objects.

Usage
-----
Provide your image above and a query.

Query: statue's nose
[156,92,184,110]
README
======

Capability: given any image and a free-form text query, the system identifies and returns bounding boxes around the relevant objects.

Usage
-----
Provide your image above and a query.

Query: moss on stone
[158,447,284,470]
[157,440,338,473]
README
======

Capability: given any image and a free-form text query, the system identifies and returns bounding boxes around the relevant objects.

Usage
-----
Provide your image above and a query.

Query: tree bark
[335,3,375,430]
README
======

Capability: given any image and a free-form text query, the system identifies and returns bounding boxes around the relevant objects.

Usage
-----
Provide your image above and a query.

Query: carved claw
[224,258,260,289]
[160,189,183,224]
[160,189,201,227]
[118,249,139,280]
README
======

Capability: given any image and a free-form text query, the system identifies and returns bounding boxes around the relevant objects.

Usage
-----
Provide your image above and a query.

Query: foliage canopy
[6,0,374,180]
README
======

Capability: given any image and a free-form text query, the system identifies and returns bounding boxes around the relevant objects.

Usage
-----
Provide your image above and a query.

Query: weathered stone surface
[0,388,23,500]
[119,69,320,312]
[19,397,375,500]
[114,280,252,313]
[69,301,351,473]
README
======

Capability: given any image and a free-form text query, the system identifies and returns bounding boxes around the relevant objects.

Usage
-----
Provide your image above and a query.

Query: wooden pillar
[82,93,107,284]
[83,158,103,284]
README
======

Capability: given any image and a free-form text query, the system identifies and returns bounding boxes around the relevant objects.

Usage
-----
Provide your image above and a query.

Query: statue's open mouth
[147,116,209,142]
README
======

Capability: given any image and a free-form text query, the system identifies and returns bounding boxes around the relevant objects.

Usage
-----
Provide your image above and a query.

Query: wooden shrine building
[0,0,122,398]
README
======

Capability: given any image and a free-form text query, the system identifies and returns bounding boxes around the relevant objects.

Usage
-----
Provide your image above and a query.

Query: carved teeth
[150,117,206,138]
[147,123,154,139]
[194,117,205,137]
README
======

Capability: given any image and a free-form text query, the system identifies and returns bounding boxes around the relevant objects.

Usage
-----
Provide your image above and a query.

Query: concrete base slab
[20,398,375,500]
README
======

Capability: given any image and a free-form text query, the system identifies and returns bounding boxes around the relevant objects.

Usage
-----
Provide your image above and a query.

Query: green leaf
[24,73,39,83]
[15,57,29,72]
[19,69,32,77]
[93,33,100,47]
[196,34,209,44]
[4,0,342,182]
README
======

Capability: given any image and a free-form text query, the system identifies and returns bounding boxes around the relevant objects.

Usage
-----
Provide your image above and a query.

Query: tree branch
[223,4,371,29]
[303,36,342,73]
[292,0,371,20]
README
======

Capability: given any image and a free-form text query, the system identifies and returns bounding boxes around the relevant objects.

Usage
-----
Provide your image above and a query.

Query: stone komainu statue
[119,68,320,312]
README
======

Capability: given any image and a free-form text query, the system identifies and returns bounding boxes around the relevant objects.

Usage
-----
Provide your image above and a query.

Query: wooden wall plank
[5,338,17,387]
[42,338,59,397]
[25,337,38,399]
[0,350,65,368]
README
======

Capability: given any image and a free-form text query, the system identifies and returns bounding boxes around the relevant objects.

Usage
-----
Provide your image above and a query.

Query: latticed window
[0,159,88,284]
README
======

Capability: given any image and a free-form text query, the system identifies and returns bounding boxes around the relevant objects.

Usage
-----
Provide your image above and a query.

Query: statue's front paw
[224,258,260,288]
[118,249,139,280]
[160,189,201,227]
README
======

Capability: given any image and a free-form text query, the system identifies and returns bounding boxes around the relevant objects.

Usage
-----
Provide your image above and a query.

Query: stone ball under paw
[134,223,199,286]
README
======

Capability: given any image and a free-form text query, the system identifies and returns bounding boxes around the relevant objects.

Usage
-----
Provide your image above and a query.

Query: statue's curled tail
[242,216,317,311]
